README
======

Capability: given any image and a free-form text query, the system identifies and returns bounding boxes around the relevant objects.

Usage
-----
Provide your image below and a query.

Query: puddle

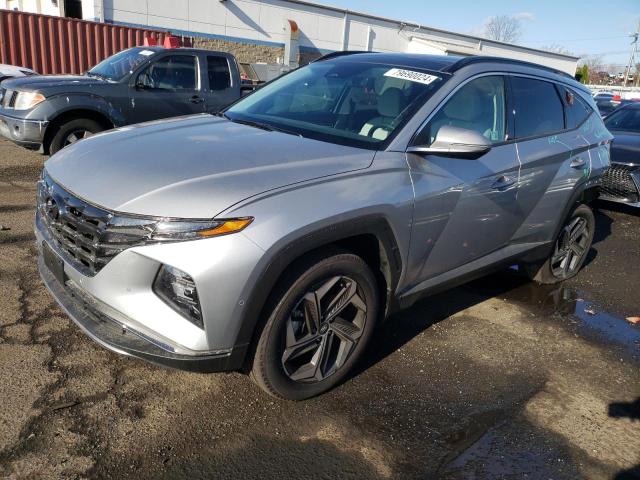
[501,279,640,357]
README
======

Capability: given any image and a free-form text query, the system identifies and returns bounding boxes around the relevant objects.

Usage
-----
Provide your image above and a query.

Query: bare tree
[540,44,574,56]
[484,15,522,43]
[582,54,604,72]
[577,55,606,85]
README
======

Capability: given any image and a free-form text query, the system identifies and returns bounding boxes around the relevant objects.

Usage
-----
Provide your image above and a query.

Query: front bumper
[35,206,266,372]
[0,111,48,149]
[38,255,247,372]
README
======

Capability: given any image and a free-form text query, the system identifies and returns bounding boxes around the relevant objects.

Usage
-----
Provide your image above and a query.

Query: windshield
[226,60,447,149]
[88,47,157,81]
[604,106,640,132]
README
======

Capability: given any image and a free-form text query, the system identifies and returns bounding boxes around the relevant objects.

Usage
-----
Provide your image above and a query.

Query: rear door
[128,53,205,124]
[406,75,522,283]
[509,76,590,245]
[202,54,241,113]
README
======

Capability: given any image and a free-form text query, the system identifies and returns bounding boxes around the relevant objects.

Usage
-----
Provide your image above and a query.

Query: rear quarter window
[562,87,593,129]
[511,76,565,138]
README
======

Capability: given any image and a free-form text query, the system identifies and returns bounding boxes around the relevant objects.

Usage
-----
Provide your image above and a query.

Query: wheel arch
[235,215,403,370]
[42,100,120,154]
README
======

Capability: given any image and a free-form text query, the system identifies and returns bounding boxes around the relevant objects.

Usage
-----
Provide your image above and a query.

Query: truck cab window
[140,55,197,91]
[207,56,231,91]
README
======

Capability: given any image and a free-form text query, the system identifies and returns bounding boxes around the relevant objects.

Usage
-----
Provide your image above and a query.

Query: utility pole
[623,21,639,87]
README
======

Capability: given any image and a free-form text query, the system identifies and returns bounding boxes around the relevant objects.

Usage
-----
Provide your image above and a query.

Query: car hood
[45,114,375,218]
[0,64,35,77]
[610,131,640,165]
[2,74,105,91]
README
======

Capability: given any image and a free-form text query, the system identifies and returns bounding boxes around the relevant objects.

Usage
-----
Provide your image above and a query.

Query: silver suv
[36,53,611,400]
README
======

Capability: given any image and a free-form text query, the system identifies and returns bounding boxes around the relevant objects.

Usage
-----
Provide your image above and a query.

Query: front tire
[48,118,103,155]
[524,204,595,284]
[250,249,379,400]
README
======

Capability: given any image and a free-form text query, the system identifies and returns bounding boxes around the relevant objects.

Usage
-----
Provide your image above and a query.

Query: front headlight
[102,217,254,245]
[13,91,45,110]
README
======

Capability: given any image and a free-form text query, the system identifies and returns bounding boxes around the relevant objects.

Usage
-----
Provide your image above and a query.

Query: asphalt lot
[0,137,638,480]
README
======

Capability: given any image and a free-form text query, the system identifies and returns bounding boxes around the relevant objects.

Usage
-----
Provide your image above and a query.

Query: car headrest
[378,88,405,117]
[443,85,482,122]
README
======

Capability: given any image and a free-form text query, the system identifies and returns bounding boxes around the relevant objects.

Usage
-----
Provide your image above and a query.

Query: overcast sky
[330,0,639,70]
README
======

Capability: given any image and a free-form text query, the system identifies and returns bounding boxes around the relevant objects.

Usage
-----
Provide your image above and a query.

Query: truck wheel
[523,204,595,284]
[49,118,103,154]
[250,249,379,400]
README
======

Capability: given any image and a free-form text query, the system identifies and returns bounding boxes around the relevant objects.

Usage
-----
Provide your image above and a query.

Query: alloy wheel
[63,129,93,147]
[550,216,590,279]
[281,275,367,383]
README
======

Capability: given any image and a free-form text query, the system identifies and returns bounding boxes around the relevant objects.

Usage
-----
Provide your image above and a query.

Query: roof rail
[446,56,574,79]
[312,50,373,62]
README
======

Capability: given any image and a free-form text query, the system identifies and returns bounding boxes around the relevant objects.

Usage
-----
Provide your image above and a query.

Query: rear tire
[523,204,595,285]
[48,118,103,155]
[250,249,379,400]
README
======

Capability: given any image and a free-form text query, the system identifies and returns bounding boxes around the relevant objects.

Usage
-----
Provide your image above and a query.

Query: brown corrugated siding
[0,9,191,75]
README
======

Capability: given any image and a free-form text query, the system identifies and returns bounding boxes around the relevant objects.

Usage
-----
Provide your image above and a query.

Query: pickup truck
[0,46,245,154]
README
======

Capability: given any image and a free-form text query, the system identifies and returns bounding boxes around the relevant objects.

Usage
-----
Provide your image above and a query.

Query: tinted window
[563,88,592,128]
[416,75,506,145]
[142,55,197,91]
[512,77,564,138]
[596,100,617,117]
[604,106,640,132]
[208,56,231,91]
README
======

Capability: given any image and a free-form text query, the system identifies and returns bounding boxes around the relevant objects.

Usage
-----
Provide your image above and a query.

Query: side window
[511,77,564,138]
[140,55,197,91]
[207,56,231,91]
[416,76,506,145]
[562,87,592,129]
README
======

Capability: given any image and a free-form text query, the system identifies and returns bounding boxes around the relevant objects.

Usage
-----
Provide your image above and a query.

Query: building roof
[281,0,580,62]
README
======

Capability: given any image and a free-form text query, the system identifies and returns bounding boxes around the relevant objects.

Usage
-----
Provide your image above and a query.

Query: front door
[405,75,522,285]
[128,53,205,124]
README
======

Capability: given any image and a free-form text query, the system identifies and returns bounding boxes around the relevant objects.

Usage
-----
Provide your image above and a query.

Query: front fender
[217,153,415,359]
[29,93,126,127]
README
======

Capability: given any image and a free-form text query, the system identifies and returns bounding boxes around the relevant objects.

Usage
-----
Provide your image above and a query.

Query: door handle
[570,157,587,169]
[190,95,205,104]
[491,175,517,190]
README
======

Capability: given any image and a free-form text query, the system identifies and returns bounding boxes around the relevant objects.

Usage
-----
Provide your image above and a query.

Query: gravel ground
[0,138,638,480]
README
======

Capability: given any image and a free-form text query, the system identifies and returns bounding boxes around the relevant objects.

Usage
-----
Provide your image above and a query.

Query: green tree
[576,64,589,84]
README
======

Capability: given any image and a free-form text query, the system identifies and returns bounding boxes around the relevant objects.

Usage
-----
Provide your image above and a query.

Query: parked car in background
[600,103,640,207]
[0,46,247,154]
[596,99,619,117]
[36,53,610,399]
[593,91,614,101]
[0,64,37,82]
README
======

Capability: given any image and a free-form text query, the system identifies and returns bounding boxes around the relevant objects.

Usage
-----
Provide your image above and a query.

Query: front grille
[1,89,15,108]
[38,175,115,275]
[37,173,158,276]
[600,164,639,202]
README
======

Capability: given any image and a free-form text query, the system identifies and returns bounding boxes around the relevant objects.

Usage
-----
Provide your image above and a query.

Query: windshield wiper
[230,117,303,137]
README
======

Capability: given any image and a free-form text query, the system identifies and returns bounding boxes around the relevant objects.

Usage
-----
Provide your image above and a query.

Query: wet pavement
[0,138,638,479]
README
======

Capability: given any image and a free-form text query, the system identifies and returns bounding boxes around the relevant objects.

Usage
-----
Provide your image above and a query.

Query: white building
[1,0,579,74]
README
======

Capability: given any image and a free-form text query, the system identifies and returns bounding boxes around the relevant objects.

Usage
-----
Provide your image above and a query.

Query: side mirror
[407,125,492,159]
[240,84,255,96]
